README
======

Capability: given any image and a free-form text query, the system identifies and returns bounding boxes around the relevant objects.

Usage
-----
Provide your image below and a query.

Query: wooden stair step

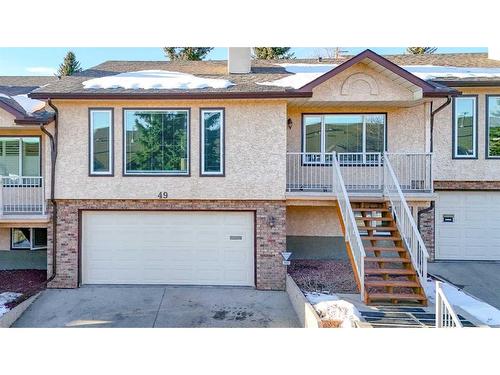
[367,293,427,301]
[352,207,390,212]
[365,268,415,275]
[365,246,406,252]
[357,225,398,231]
[365,257,411,263]
[357,216,393,221]
[365,280,420,288]
[362,235,401,241]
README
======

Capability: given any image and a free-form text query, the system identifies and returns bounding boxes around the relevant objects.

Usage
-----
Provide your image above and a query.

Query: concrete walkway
[0,250,47,270]
[429,261,500,310]
[13,285,300,328]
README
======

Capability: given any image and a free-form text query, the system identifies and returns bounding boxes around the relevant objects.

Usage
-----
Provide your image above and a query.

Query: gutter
[39,99,58,284]
[429,96,452,152]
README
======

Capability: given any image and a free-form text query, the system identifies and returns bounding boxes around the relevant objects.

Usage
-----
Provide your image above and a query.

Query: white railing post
[0,176,3,217]
[435,281,463,328]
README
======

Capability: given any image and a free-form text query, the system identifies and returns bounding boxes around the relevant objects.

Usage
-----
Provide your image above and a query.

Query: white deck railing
[332,153,366,298]
[286,152,334,193]
[0,176,45,216]
[338,152,383,193]
[383,153,429,283]
[386,153,432,193]
[435,281,463,328]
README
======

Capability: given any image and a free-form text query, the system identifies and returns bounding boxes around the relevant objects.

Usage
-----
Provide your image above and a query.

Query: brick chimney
[228,48,251,74]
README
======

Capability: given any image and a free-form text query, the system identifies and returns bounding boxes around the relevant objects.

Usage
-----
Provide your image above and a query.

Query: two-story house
[2,48,499,305]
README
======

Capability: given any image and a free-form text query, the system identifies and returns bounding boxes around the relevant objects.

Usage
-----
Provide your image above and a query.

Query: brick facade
[434,180,500,190]
[417,204,435,261]
[47,199,287,290]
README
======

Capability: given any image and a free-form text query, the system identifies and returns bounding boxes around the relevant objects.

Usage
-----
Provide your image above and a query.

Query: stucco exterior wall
[286,205,342,236]
[287,104,427,154]
[0,108,16,127]
[433,88,500,181]
[0,228,10,250]
[53,99,287,200]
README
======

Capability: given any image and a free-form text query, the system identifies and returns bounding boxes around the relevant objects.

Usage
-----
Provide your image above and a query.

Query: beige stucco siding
[286,206,343,237]
[0,108,17,127]
[287,104,427,154]
[433,88,500,181]
[0,228,10,250]
[53,99,287,200]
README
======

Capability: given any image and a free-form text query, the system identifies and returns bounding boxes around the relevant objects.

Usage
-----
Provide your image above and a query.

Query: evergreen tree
[57,51,82,76]
[163,47,213,61]
[254,47,295,59]
[406,47,438,55]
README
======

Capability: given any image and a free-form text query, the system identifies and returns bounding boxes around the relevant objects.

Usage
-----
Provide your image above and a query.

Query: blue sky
[0,47,487,76]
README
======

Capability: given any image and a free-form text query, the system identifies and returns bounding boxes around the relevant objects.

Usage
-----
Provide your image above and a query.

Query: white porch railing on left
[332,152,366,298]
[383,153,429,283]
[436,281,463,328]
[0,176,46,216]
[286,152,334,193]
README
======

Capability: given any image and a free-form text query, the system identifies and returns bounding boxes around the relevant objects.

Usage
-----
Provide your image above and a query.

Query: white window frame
[11,227,47,251]
[123,109,190,176]
[487,95,500,159]
[453,96,477,159]
[302,114,386,164]
[0,136,41,177]
[200,109,224,176]
[89,109,113,175]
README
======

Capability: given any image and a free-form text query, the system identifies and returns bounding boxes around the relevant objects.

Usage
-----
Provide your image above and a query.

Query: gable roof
[0,76,57,124]
[29,49,500,100]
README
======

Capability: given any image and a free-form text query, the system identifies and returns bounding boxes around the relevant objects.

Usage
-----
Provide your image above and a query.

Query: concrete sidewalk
[13,285,300,328]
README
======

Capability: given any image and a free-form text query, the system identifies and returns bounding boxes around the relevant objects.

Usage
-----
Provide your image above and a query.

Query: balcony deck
[0,176,47,222]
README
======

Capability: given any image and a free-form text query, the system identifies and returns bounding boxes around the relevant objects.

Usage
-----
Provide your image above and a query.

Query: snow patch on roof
[82,70,235,90]
[403,65,500,80]
[257,63,337,89]
[425,279,500,326]
[0,92,46,115]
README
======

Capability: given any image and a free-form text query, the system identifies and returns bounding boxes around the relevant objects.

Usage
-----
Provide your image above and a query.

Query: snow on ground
[0,92,45,114]
[425,279,500,326]
[257,63,500,89]
[305,292,361,328]
[82,70,235,90]
[0,292,22,317]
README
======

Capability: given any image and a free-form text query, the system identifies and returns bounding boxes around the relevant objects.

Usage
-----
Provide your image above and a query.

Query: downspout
[40,99,58,284]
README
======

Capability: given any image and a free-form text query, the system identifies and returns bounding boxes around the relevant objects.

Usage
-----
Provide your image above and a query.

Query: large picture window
[124,109,190,175]
[453,96,477,158]
[89,109,113,175]
[487,96,500,158]
[200,109,224,176]
[0,137,40,177]
[303,114,386,163]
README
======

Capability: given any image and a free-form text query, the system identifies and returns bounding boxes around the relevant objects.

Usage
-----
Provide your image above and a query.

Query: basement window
[11,228,47,250]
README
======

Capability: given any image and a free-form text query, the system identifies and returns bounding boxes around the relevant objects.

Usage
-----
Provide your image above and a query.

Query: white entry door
[436,191,500,260]
[81,211,254,286]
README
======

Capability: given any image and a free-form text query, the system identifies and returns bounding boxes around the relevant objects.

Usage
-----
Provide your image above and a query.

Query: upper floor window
[200,109,224,176]
[453,96,477,159]
[487,96,500,158]
[124,109,190,175]
[303,114,386,163]
[89,109,113,175]
[0,137,40,177]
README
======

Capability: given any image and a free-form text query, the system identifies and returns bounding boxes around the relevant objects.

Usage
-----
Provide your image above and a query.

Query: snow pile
[305,292,361,328]
[425,279,500,326]
[0,292,22,317]
[403,65,500,80]
[82,70,235,90]
[0,92,46,114]
[257,63,337,89]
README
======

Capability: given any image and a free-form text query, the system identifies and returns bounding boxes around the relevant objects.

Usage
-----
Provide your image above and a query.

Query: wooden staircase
[351,200,427,306]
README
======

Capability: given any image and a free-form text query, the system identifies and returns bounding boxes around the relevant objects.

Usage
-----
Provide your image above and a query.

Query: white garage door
[82,211,254,286]
[436,191,500,260]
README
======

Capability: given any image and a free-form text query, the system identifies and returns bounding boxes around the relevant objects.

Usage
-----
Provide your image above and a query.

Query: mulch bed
[0,270,47,309]
[288,260,359,294]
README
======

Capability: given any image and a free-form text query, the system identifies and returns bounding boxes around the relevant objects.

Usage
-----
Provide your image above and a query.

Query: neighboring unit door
[81,211,254,286]
[436,191,500,260]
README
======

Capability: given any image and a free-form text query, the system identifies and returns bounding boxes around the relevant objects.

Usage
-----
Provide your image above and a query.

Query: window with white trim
[201,109,224,175]
[90,109,113,175]
[453,97,477,158]
[487,96,500,158]
[11,228,47,250]
[302,114,386,163]
[0,137,40,177]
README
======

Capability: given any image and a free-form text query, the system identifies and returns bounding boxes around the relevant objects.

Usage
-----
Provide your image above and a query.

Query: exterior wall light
[287,118,293,129]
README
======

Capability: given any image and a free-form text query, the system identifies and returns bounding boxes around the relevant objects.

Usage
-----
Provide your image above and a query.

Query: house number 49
[157,192,169,199]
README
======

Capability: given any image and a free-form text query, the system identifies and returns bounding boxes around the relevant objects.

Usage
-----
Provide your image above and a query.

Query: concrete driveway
[13,285,300,328]
[429,261,500,309]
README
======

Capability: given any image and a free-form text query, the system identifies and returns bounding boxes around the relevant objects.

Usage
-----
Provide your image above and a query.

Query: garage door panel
[437,192,500,260]
[82,211,254,286]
